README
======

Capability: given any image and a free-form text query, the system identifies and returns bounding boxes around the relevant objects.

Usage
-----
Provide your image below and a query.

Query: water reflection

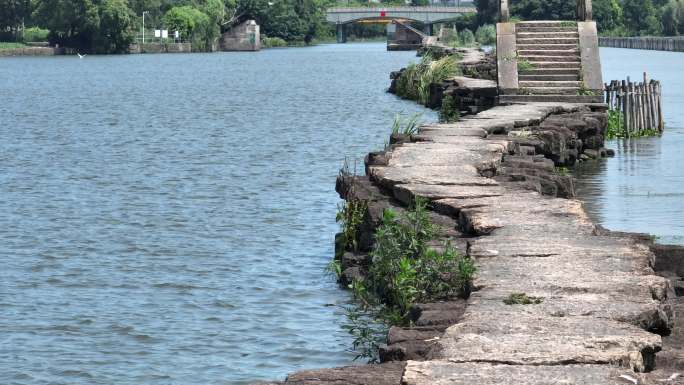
[574,48,684,245]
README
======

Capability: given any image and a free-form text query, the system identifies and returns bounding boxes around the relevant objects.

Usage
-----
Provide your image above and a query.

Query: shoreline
[254,41,684,384]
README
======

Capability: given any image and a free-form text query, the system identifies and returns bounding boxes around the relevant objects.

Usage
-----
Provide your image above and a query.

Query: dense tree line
[0,0,334,53]
[474,0,683,36]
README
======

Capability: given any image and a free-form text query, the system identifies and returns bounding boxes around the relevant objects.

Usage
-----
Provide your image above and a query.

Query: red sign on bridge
[380,10,386,17]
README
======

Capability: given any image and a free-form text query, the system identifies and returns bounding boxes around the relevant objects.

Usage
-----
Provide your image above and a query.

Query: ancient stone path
[367,102,671,384]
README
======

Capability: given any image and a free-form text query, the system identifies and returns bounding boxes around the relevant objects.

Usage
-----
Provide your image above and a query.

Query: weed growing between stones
[391,113,422,135]
[439,95,460,123]
[343,304,387,363]
[336,161,368,253]
[555,166,569,176]
[517,58,534,73]
[326,259,342,280]
[577,83,598,96]
[504,292,544,305]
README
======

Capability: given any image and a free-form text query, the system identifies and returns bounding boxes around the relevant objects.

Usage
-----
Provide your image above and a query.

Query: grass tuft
[504,292,543,305]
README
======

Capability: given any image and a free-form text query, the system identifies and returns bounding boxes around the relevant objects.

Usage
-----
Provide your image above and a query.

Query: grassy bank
[0,42,27,50]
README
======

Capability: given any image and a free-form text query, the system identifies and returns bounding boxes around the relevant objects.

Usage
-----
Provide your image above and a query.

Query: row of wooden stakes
[604,73,664,136]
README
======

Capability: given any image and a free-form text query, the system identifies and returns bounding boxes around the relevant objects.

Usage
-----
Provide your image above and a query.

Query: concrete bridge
[326,6,476,43]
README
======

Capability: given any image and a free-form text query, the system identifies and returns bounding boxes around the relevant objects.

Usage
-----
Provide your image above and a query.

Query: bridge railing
[331,0,474,6]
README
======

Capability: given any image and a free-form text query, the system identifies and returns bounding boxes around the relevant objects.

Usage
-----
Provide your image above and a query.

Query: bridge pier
[336,24,347,44]
[423,23,433,36]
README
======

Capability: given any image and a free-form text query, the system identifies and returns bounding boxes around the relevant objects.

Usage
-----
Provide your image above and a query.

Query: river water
[0,43,434,384]
[573,47,684,245]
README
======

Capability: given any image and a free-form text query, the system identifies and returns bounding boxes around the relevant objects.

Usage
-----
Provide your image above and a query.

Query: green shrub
[439,95,460,123]
[475,24,496,45]
[395,63,421,101]
[23,27,49,42]
[605,109,661,139]
[353,198,476,323]
[458,28,476,47]
[396,53,460,105]
[336,198,367,253]
[262,36,288,48]
[0,42,26,50]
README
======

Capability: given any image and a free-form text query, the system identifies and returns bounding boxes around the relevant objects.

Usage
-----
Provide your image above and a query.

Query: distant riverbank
[599,36,684,52]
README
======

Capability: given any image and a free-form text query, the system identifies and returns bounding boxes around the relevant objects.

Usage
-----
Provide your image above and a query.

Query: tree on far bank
[662,0,684,35]
[623,0,663,35]
[0,0,31,41]
[96,0,136,53]
[474,0,497,25]
[593,0,624,33]
[510,0,574,21]
[33,0,100,49]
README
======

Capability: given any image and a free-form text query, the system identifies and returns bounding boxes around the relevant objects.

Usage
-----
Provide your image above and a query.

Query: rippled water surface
[0,43,435,384]
[573,48,684,245]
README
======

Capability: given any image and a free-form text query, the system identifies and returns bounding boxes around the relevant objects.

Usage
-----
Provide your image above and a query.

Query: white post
[142,11,148,44]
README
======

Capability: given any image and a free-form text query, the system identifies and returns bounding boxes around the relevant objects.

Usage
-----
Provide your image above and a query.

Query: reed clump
[396,54,461,105]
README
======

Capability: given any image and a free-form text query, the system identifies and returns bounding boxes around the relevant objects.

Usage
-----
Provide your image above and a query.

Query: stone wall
[219,20,260,52]
[0,47,67,56]
[128,43,192,54]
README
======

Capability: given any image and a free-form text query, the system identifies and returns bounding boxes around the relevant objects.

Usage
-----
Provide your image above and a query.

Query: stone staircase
[499,21,603,104]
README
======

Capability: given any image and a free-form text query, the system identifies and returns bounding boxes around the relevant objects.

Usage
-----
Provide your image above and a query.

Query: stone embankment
[0,46,70,56]
[253,45,684,385]
[600,36,684,52]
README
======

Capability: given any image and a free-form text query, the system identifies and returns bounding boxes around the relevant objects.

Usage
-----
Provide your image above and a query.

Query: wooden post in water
[604,73,664,136]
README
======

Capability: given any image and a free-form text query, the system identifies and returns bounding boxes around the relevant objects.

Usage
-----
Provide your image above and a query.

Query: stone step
[519,55,581,62]
[519,87,580,95]
[526,61,582,69]
[518,74,580,81]
[517,32,579,39]
[517,38,580,45]
[516,44,578,51]
[517,49,580,56]
[515,26,578,33]
[519,68,581,76]
[519,80,582,88]
[498,94,604,103]
[516,21,577,28]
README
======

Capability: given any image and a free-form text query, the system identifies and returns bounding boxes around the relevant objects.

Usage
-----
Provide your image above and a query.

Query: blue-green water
[0,43,435,384]
[574,47,684,245]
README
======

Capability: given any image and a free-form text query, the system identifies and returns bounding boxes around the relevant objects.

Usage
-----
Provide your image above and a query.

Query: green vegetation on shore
[396,53,460,105]
[335,156,477,361]
[345,198,475,360]
[605,109,662,138]
[0,42,27,49]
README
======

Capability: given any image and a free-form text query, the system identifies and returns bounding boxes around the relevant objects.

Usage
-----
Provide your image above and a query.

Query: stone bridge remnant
[219,20,260,52]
